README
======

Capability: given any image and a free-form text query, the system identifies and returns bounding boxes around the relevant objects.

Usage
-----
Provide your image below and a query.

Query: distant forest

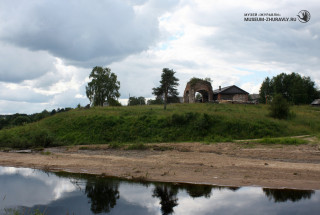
[0,108,72,130]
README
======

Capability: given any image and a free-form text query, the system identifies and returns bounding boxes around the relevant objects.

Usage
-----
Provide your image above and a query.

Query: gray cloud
[0,83,52,103]
[0,0,319,114]
[0,42,56,83]
[191,1,320,81]
[0,0,178,67]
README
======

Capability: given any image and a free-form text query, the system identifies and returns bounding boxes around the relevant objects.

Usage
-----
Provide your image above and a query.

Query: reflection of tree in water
[85,178,120,214]
[183,185,212,198]
[263,188,315,203]
[226,187,240,192]
[153,185,179,215]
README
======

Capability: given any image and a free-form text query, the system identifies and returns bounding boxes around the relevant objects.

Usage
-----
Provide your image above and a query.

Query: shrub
[30,129,54,147]
[269,94,290,119]
[127,143,148,150]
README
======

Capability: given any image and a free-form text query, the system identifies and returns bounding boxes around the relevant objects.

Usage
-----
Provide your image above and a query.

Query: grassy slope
[0,104,319,148]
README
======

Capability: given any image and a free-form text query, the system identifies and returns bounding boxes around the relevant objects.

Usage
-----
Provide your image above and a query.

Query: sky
[0,0,319,114]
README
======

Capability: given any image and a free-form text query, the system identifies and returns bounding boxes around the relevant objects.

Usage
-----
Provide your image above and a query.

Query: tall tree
[259,77,272,104]
[152,68,179,110]
[86,66,120,106]
[259,73,318,105]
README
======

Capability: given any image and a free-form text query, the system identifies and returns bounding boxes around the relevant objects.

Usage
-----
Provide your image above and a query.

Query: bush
[127,143,148,150]
[269,94,290,119]
[11,116,31,126]
[30,129,54,147]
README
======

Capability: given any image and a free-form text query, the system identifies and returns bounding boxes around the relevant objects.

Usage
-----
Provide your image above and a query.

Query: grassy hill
[0,103,319,149]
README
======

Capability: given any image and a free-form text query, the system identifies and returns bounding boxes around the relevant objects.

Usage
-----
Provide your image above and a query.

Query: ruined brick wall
[183,81,213,103]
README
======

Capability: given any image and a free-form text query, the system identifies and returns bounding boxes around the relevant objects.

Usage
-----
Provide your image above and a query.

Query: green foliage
[259,73,318,104]
[4,208,45,215]
[269,94,290,119]
[0,104,320,149]
[195,93,202,102]
[0,127,55,149]
[126,143,148,150]
[86,66,120,106]
[147,97,164,105]
[107,98,122,106]
[40,151,52,155]
[152,68,179,110]
[189,77,211,87]
[10,115,31,126]
[258,137,307,145]
[0,109,72,130]
[128,96,146,106]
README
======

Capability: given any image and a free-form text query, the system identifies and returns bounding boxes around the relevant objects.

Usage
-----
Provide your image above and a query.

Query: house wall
[233,94,248,102]
[219,94,233,100]
[217,93,248,102]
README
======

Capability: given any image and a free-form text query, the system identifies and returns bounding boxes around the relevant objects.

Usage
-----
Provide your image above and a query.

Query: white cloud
[0,0,320,114]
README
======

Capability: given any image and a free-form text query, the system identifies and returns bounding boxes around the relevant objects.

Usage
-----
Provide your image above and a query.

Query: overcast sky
[0,0,319,114]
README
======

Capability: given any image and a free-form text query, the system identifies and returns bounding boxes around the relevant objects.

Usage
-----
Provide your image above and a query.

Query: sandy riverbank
[1,142,320,190]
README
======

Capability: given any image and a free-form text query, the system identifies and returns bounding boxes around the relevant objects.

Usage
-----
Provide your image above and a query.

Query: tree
[259,77,272,104]
[11,115,31,126]
[269,94,290,119]
[147,96,164,105]
[259,73,318,105]
[86,66,120,106]
[128,96,146,106]
[152,68,179,110]
[195,93,202,103]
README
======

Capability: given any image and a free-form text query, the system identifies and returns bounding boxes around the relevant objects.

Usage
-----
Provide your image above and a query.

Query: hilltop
[0,103,319,149]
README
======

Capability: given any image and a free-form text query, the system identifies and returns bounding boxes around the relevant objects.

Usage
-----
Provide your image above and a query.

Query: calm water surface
[0,166,319,215]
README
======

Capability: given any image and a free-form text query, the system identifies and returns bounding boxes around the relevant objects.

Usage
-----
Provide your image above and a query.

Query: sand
[1,141,320,190]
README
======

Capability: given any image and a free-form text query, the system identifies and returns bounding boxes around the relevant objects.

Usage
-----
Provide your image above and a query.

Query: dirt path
[1,142,320,190]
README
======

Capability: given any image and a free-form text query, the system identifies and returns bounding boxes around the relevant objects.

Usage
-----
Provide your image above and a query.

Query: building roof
[311,99,320,105]
[212,85,249,95]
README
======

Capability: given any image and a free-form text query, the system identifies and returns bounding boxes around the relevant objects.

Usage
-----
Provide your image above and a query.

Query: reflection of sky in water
[0,166,319,215]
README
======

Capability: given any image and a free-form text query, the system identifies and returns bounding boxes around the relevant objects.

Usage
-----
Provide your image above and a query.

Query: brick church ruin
[183,79,249,103]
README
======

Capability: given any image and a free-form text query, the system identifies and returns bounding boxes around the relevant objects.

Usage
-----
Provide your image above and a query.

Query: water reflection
[85,178,120,214]
[152,185,178,215]
[0,167,319,215]
[263,188,315,203]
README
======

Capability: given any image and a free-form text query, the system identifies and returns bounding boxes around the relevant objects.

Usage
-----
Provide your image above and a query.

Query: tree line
[259,72,319,105]
[0,108,72,130]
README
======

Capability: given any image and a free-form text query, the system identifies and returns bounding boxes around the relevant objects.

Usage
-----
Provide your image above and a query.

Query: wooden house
[213,85,249,103]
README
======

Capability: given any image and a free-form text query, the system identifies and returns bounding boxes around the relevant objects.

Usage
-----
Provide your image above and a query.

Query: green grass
[40,151,51,155]
[0,103,319,149]
[4,208,45,215]
[258,137,308,145]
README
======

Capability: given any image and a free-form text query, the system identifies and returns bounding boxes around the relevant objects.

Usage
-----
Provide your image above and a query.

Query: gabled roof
[212,85,249,95]
[311,99,320,105]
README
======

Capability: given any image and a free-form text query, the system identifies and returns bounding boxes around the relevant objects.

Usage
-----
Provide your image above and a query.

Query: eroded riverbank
[1,142,320,190]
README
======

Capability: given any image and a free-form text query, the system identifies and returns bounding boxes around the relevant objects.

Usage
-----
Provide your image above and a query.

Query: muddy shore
[1,142,320,190]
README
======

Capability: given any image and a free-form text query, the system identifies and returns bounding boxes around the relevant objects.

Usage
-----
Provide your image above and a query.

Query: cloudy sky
[0,0,319,114]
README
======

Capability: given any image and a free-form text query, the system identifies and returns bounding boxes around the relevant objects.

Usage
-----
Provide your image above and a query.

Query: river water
[0,166,319,215]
